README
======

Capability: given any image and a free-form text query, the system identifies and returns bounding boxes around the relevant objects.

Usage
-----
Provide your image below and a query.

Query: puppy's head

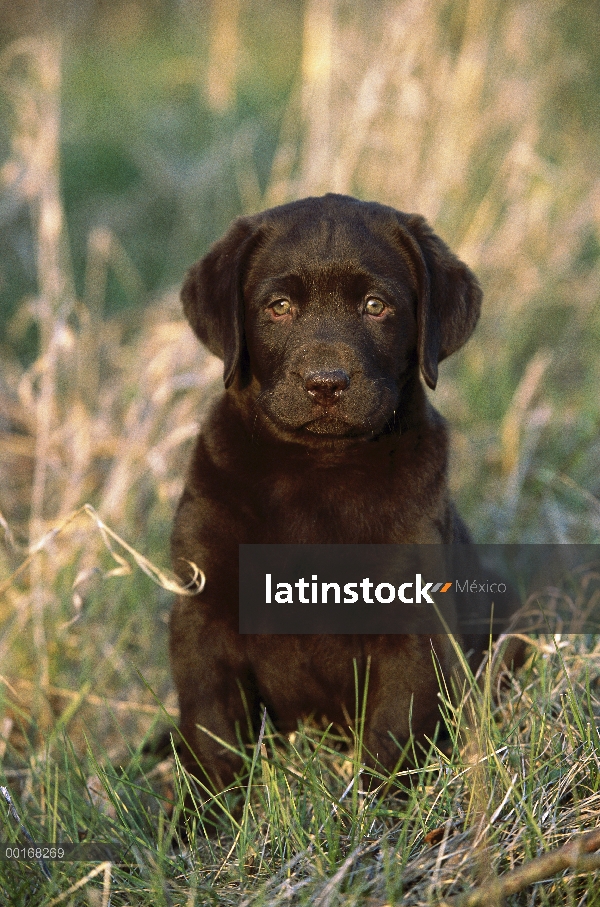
[182,194,481,439]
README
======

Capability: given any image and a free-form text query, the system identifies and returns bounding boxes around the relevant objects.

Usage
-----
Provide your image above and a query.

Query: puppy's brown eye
[364,297,385,317]
[270,299,292,317]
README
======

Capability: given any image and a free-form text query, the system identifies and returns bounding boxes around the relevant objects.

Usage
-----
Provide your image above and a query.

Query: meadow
[1,1,599,903]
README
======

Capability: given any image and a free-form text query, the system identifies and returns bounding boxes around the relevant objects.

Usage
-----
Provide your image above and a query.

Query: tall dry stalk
[0,37,219,705]
[1,38,74,686]
[206,0,242,112]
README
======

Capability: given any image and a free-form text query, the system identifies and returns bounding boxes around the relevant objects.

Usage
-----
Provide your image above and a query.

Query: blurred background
[0,0,599,752]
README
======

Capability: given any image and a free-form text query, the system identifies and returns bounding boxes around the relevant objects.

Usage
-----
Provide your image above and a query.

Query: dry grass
[0,1,599,903]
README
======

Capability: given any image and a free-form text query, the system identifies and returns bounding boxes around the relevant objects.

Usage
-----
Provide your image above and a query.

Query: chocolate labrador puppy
[170,193,486,793]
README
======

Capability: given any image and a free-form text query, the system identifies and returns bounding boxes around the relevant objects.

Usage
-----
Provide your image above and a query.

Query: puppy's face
[181,194,482,441]
[242,217,418,438]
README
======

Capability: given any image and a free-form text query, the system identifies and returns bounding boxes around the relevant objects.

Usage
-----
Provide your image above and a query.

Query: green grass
[2,638,600,904]
[1,0,600,903]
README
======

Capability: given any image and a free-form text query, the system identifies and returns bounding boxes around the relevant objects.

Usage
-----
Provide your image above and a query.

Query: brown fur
[170,193,487,792]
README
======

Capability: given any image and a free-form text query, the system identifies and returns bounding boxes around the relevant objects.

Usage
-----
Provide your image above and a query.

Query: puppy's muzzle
[304,369,350,407]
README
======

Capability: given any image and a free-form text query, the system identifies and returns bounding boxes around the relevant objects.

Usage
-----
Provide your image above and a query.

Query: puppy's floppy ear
[181,217,261,388]
[396,213,482,390]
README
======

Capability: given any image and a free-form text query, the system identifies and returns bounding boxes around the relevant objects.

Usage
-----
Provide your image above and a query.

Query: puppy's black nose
[304,369,350,406]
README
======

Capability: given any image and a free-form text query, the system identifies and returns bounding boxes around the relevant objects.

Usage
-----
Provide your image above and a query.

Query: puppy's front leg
[169,594,254,795]
[362,638,454,771]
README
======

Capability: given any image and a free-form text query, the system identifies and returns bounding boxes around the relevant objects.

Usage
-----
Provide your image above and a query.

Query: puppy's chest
[254,463,431,544]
